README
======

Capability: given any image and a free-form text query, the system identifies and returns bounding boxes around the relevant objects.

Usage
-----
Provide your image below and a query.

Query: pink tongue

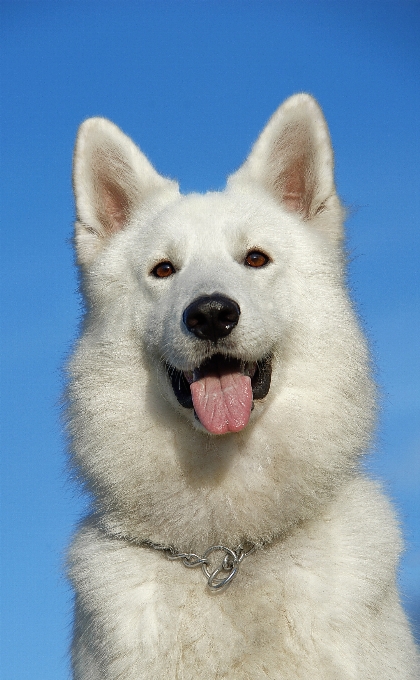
[190,371,252,435]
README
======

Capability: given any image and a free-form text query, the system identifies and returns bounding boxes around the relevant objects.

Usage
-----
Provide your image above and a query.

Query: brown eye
[244,250,269,268]
[152,261,175,278]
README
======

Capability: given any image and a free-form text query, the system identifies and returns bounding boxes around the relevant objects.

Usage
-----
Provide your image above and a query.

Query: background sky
[1,2,419,678]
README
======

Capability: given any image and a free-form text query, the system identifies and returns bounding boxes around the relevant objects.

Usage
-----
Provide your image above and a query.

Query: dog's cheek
[236,281,292,356]
[139,297,181,366]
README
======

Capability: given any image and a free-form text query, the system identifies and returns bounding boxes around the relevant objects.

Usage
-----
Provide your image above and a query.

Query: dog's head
[72,95,344,436]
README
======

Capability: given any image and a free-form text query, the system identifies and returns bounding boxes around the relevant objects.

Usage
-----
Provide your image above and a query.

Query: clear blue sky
[1,2,419,678]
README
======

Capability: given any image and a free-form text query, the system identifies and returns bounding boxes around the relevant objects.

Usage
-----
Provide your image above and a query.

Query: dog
[67,94,418,678]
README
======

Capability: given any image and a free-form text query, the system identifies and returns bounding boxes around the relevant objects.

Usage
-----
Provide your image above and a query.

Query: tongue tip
[199,414,251,435]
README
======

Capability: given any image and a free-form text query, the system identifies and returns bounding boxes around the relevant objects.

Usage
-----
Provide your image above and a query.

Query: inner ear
[92,146,139,236]
[98,175,131,235]
[270,124,316,219]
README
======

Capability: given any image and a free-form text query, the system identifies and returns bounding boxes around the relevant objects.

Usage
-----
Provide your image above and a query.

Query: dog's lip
[166,353,272,410]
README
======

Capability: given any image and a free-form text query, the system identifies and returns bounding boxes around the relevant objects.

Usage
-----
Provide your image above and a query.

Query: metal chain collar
[98,524,256,591]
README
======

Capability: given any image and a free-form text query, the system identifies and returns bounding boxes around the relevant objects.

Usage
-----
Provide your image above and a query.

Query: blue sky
[1,2,419,678]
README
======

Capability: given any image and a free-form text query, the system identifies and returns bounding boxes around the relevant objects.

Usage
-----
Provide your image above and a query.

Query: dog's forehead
[165,192,237,233]
[157,190,265,236]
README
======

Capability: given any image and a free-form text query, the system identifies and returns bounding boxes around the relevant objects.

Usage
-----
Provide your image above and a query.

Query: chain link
[168,542,255,590]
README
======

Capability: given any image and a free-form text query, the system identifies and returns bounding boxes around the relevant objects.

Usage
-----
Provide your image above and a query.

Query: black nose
[183,294,240,342]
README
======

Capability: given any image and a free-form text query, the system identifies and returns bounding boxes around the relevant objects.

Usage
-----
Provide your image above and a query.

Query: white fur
[67,94,418,678]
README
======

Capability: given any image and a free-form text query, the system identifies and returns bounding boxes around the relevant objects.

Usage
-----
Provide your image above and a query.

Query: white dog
[67,94,418,678]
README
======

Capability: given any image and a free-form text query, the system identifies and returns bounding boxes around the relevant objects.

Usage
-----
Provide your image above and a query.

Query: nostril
[221,309,238,322]
[183,294,240,342]
[186,315,199,328]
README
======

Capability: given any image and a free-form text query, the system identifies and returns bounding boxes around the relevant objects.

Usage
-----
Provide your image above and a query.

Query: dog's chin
[165,353,272,434]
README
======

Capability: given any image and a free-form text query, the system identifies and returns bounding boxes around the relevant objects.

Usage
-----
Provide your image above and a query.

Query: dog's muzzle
[165,294,272,434]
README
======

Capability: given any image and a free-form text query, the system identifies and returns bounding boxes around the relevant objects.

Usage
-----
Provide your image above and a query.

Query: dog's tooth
[183,371,194,384]
[244,362,257,378]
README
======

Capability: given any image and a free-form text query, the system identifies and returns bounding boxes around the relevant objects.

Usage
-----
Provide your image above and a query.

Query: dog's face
[73,94,344,437]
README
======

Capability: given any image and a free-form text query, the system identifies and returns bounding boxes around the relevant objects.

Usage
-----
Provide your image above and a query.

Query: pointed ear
[229,94,344,241]
[73,117,177,266]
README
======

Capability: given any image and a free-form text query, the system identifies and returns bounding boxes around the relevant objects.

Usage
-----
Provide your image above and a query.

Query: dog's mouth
[166,354,272,435]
